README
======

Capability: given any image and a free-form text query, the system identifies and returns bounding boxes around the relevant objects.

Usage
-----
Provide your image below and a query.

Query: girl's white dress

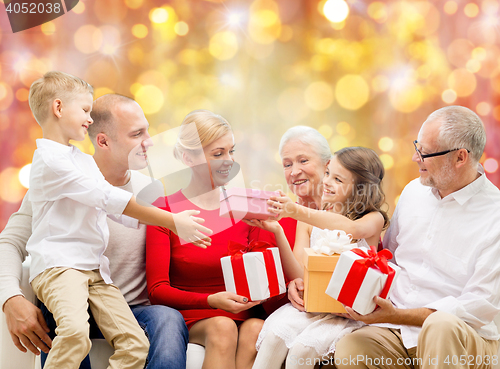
[256,227,367,356]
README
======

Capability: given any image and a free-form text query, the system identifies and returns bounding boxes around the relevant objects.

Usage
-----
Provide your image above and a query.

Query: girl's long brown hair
[324,147,390,230]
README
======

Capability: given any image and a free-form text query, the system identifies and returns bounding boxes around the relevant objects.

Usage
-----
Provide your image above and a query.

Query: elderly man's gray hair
[279,126,332,164]
[428,106,486,164]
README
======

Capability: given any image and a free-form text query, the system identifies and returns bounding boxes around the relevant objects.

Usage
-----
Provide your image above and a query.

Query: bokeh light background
[1,0,500,228]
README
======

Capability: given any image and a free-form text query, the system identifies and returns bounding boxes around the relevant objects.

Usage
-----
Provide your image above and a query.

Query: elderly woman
[146,110,266,369]
[257,126,332,314]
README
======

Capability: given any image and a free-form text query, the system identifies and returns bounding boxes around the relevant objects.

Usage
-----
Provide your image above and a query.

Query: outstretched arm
[124,196,212,248]
[269,194,384,241]
[32,156,213,248]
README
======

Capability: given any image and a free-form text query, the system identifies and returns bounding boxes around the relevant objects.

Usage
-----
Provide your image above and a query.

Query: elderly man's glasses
[413,140,470,162]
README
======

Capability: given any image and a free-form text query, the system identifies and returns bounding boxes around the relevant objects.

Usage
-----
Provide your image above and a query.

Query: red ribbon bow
[351,246,393,274]
[227,240,280,300]
[228,240,272,255]
[336,246,396,311]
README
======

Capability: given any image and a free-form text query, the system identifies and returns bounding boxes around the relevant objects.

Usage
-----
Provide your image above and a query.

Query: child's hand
[172,210,213,248]
[288,278,305,312]
[267,190,296,220]
[242,218,282,234]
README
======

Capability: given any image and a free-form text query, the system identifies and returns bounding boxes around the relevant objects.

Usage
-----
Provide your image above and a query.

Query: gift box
[221,241,286,301]
[220,188,277,220]
[325,246,401,315]
[303,248,346,313]
[303,229,358,313]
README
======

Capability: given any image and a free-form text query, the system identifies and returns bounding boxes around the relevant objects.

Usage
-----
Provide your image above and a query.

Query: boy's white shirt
[0,171,164,308]
[27,138,137,284]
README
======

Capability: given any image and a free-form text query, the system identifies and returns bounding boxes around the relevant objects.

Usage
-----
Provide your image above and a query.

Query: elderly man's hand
[344,297,436,326]
[3,295,52,355]
[344,296,397,324]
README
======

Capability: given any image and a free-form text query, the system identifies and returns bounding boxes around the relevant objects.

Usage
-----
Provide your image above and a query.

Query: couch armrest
[0,257,37,369]
[20,257,38,306]
[4,259,206,369]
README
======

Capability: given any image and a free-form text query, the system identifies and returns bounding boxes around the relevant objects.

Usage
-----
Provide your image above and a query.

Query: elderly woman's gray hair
[428,106,486,164]
[279,126,331,164]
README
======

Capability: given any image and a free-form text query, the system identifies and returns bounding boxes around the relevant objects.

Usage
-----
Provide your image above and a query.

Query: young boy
[26,71,212,369]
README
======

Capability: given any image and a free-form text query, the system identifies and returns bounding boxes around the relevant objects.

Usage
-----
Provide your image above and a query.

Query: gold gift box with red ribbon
[221,241,287,302]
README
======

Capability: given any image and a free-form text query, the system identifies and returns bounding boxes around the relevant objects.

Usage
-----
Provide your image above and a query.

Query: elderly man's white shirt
[383,166,500,348]
[27,139,136,284]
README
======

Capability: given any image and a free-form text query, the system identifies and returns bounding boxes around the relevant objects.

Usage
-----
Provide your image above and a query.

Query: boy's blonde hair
[29,71,93,125]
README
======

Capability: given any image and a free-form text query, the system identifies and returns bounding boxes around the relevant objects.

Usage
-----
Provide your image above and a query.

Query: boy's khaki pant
[32,267,149,369]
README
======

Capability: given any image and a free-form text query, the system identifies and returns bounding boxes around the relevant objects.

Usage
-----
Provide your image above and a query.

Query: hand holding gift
[242,218,282,234]
[343,295,398,324]
[220,188,278,220]
[267,190,297,220]
[325,246,400,315]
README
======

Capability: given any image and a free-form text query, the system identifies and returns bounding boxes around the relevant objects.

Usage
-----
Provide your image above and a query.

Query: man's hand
[172,210,213,248]
[344,296,397,324]
[3,295,52,355]
[288,278,305,311]
[344,297,435,326]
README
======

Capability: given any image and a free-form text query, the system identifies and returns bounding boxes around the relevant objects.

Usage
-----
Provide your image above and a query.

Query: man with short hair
[332,105,500,368]
[286,105,500,369]
[0,93,189,369]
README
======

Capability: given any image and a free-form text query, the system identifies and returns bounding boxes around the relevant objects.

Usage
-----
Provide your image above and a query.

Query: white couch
[2,259,500,369]
[0,258,205,369]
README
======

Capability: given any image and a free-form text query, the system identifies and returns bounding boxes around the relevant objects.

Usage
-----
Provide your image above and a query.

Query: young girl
[248,147,390,369]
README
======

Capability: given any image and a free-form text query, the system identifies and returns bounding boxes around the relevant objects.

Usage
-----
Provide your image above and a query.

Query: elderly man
[287,105,500,369]
[0,94,189,369]
[330,106,500,368]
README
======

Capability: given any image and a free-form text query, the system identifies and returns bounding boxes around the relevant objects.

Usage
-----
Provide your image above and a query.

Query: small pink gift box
[220,188,277,220]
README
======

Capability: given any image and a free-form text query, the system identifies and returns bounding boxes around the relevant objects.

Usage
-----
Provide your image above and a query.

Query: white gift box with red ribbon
[221,241,286,302]
[325,246,401,315]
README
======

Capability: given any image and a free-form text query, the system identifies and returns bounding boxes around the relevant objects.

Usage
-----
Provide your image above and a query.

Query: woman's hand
[267,190,297,220]
[172,210,213,248]
[242,218,282,234]
[207,292,262,314]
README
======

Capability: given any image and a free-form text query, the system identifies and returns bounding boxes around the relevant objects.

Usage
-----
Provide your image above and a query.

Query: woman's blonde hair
[324,147,390,230]
[173,109,232,161]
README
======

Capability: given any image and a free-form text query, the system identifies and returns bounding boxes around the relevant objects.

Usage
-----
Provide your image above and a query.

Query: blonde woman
[146,110,265,369]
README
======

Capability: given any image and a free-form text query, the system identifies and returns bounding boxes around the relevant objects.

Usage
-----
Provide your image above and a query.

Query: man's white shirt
[383,166,500,348]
